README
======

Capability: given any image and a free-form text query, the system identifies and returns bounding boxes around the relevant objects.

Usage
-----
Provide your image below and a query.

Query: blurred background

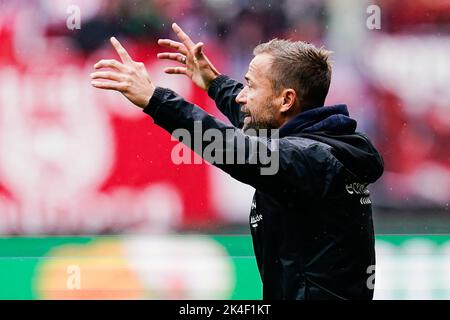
[0,0,449,300]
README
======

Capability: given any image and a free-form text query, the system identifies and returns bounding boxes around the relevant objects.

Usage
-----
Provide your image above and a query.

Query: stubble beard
[242,102,279,135]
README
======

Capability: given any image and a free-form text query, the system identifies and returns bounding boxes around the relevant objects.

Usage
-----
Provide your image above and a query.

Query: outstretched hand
[157,23,221,91]
[91,37,155,109]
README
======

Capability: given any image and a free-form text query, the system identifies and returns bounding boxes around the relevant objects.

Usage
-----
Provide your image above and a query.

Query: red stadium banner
[0,33,228,233]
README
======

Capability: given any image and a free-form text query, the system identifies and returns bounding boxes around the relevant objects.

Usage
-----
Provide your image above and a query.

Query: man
[91,23,384,300]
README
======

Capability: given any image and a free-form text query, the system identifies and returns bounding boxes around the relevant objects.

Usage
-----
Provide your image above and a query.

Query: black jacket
[143,75,384,300]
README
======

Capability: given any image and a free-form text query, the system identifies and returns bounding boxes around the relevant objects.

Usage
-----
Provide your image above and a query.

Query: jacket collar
[279,104,357,138]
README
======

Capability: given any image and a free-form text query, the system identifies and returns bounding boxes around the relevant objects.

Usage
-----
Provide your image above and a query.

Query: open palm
[157,23,221,91]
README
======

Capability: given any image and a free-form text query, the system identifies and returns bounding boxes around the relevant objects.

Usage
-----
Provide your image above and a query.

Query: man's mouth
[242,109,252,124]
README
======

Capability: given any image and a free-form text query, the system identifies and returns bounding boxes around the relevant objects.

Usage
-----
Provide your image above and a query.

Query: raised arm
[90,37,322,199]
[144,87,321,197]
[207,75,245,128]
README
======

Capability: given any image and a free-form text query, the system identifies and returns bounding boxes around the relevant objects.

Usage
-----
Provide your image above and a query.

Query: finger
[196,44,221,75]
[91,80,127,91]
[172,23,195,51]
[157,52,186,64]
[157,39,188,55]
[193,42,204,57]
[90,71,124,82]
[163,67,188,75]
[110,37,133,64]
[192,42,205,63]
[94,59,126,72]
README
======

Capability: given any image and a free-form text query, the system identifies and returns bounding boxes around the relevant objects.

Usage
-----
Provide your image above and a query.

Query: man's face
[236,54,280,132]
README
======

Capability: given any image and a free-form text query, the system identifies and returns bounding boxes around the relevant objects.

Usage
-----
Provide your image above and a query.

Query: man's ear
[280,89,297,113]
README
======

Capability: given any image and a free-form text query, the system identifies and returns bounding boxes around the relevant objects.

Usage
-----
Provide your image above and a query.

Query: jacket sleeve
[143,87,321,198]
[207,75,245,128]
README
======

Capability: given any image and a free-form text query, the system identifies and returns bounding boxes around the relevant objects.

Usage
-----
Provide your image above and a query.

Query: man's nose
[235,88,247,105]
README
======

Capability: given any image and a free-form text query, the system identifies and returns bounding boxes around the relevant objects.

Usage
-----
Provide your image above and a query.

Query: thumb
[193,42,204,60]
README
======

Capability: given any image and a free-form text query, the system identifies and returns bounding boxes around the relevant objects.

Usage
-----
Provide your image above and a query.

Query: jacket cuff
[143,87,169,118]
[207,75,231,100]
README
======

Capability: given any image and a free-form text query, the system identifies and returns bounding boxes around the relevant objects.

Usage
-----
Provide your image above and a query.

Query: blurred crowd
[48,0,328,51]
[377,0,450,33]
[0,0,329,78]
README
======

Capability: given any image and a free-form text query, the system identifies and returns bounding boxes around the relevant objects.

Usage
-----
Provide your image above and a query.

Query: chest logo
[250,214,263,228]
